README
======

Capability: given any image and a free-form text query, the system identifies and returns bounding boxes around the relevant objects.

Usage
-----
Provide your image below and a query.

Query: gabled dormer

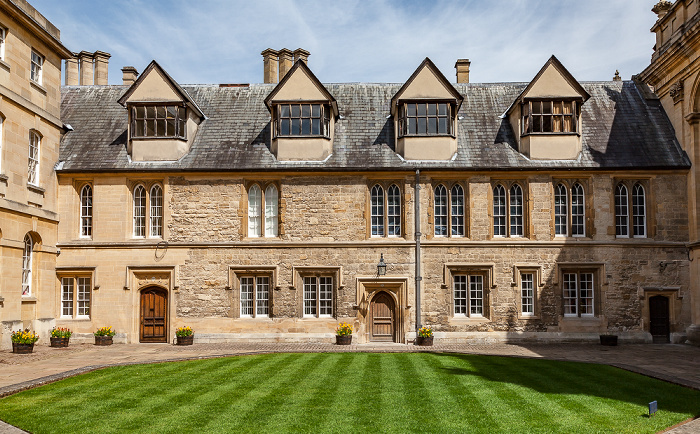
[506,56,590,160]
[264,60,338,161]
[118,60,205,161]
[391,58,463,160]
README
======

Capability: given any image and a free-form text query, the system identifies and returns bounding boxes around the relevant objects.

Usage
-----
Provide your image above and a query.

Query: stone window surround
[79,182,93,239]
[443,263,495,322]
[30,49,43,85]
[227,266,279,319]
[551,178,593,239]
[397,100,456,138]
[512,264,544,320]
[56,268,95,320]
[428,180,468,239]
[553,262,607,320]
[27,129,41,187]
[366,180,405,239]
[129,180,164,239]
[291,266,343,319]
[272,102,331,139]
[613,177,652,239]
[490,179,528,239]
[244,181,280,238]
[521,99,579,135]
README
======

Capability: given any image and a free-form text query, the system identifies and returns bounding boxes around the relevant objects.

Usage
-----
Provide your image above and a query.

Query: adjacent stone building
[0,0,71,349]
[52,52,692,345]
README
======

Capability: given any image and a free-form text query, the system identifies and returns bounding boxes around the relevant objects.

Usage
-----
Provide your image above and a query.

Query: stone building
[51,50,692,346]
[0,0,71,349]
[639,0,700,345]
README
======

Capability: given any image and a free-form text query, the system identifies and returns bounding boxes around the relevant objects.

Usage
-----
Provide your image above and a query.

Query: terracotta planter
[94,335,114,346]
[12,343,34,354]
[416,336,434,346]
[600,335,618,346]
[176,335,194,346]
[336,335,352,345]
[50,337,70,348]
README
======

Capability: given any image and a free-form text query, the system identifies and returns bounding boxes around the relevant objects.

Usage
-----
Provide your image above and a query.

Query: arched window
[493,184,506,236]
[509,184,523,236]
[28,130,40,185]
[434,184,448,236]
[632,183,646,237]
[150,184,163,237]
[451,184,465,237]
[371,184,384,237]
[133,185,146,237]
[248,184,262,237]
[0,115,4,174]
[80,184,93,237]
[615,184,629,237]
[22,234,33,296]
[571,183,585,237]
[264,184,278,237]
[387,184,401,237]
[554,183,568,236]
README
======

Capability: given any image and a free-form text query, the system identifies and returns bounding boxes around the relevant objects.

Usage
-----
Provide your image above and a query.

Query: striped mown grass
[0,352,698,433]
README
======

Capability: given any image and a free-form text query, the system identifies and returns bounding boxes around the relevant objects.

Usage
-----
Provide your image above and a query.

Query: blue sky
[31,0,661,85]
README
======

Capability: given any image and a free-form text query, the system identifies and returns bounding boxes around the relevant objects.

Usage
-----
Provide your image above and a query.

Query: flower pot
[95,336,114,346]
[50,337,70,348]
[12,343,34,354]
[336,335,352,345]
[176,335,194,346]
[416,336,434,346]
[600,335,618,346]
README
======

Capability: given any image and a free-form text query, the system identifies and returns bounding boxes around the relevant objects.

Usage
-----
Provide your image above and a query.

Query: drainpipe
[414,169,422,332]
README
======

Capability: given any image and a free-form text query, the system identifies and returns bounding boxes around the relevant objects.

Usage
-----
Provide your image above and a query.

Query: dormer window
[274,103,331,138]
[522,100,578,135]
[131,105,187,139]
[398,102,453,137]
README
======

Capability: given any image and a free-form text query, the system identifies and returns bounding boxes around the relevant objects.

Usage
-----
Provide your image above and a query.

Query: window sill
[238,316,273,321]
[30,80,47,95]
[131,136,187,141]
[274,135,331,140]
[398,134,456,139]
[448,316,491,325]
[521,132,579,137]
[27,183,45,195]
[0,59,9,72]
[0,173,8,183]
[518,315,541,321]
[59,317,91,321]
[21,296,37,303]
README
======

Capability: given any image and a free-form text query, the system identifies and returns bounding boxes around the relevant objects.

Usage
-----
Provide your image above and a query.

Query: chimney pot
[78,51,94,86]
[455,59,470,84]
[278,48,294,80]
[261,48,279,84]
[93,50,111,85]
[65,53,79,85]
[122,66,138,86]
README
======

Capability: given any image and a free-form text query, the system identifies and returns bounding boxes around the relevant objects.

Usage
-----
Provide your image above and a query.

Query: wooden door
[649,295,670,343]
[141,287,167,343]
[370,292,395,342]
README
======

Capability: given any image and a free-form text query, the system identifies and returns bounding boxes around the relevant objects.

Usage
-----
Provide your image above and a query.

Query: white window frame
[133,184,146,238]
[133,182,164,238]
[434,183,465,238]
[30,50,43,84]
[80,184,93,238]
[247,183,278,238]
[563,271,595,318]
[0,27,5,61]
[632,183,647,238]
[493,182,525,238]
[61,276,91,319]
[370,183,402,238]
[28,130,40,186]
[521,272,535,316]
[150,184,163,238]
[0,115,4,174]
[453,273,485,318]
[554,182,586,238]
[22,234,33,296]
[239,275,271,318]
[303,275,333,318]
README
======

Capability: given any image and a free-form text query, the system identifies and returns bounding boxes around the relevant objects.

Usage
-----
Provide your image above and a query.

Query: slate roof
[58,80,690,172]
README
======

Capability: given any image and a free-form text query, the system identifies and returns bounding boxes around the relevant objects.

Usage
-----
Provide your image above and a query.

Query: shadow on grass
[432,352,700,418]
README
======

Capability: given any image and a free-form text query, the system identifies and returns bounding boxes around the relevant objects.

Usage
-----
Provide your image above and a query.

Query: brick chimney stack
[78,51,94,85]
[65,53,79,85]
[455,59,470,84]
[278,48,294,80]
[121,66,138,86]
[94,51,111,85]
[261,49,279,84]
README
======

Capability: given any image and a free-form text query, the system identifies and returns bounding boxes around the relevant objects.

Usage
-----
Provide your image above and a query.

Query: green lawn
[0,352,698,433]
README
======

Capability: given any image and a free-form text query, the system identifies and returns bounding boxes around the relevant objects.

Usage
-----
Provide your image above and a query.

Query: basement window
[131,105,187,139]
[522,100,577,134]
[274,103,331,138]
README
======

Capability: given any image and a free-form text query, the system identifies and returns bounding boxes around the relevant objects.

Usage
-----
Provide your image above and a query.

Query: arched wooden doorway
[649,295,670,343]
[140,286,168,343]
[370,291,395,342]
